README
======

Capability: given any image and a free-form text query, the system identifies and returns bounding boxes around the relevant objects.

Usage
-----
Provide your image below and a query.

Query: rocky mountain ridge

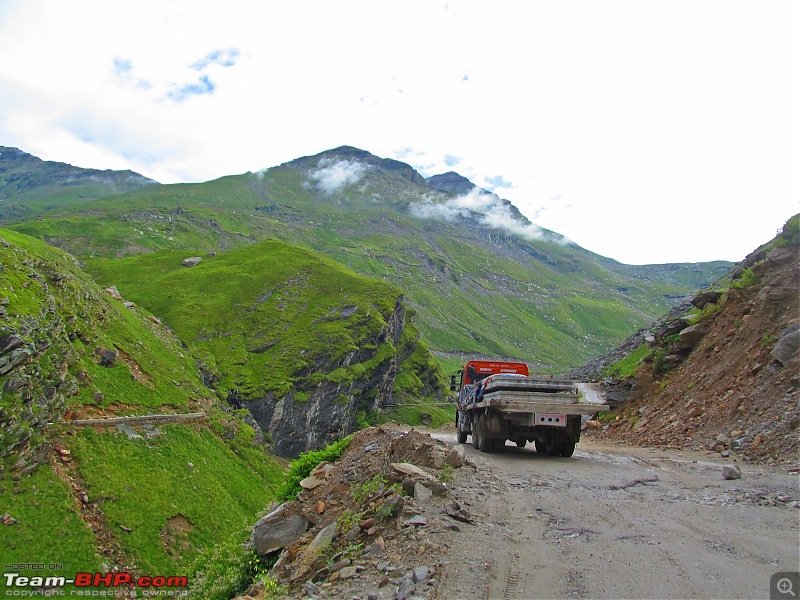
[0,146,157,221]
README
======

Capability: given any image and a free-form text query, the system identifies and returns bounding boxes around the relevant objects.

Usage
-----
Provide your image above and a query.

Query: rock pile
[236,426,473,600]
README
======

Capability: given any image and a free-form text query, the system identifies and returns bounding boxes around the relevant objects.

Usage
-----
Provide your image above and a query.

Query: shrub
[731,267,759,290]
[277,435,353,501]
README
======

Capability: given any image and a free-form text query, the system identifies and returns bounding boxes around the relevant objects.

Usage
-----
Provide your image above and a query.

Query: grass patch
[601,344,650,379]
[0,464,100,576]
[67,423,284,573]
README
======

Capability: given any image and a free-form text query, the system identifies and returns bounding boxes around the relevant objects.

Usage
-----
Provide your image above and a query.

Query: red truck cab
[452,360,529,389]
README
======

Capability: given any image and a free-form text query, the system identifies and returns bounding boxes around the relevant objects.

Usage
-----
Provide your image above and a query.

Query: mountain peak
[284,146,427,187]
[425,171,476,195]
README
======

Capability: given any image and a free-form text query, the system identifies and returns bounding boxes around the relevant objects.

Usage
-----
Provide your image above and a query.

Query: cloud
[190,48,240,71]
[307,158,369,196]
[168,75,216,102]
[409,188,556,242]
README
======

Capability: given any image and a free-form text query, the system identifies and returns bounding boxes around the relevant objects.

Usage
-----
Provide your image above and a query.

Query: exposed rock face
[240,298,413,458]
[0,241,80,473]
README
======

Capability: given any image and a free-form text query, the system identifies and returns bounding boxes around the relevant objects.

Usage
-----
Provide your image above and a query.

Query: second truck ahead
[451,360,607,456]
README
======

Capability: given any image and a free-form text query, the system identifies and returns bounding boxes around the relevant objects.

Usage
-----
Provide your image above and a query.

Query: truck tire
[534,439,545,454]
[560,438,576,457]
[545,437,563,457]
[456,412,468,444]
[476,415,495,453]
[471,416,480,449]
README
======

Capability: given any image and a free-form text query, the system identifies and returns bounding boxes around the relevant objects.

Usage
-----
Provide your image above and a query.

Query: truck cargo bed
[476,391,608,415]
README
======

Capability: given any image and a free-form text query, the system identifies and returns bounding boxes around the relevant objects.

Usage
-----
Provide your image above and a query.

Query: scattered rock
[181,257,202,268]
[94,346,118,367]
[414,482,433,502]
[722,465,742,480]
[300,475,324,490]
[251,505,309,555]
[402,515,428,528]
[116,423,142,440]
[444,445,466,468]
[104,286,123,300]
[391,462,436,481]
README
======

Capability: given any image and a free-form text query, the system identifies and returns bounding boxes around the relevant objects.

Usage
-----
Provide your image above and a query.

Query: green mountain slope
[0,228,283,580]
[87,239,446,456]
[0,146,157,221]
[7,146,731,370]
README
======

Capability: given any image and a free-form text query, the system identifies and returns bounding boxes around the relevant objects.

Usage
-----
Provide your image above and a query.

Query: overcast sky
[0,1,797,265]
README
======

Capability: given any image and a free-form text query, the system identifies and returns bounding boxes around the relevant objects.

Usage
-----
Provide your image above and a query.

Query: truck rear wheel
[534,439,545,454]
[471,416,480,449]
[560,438,576,457]
[476,415,496,453]
[545,436,563,457]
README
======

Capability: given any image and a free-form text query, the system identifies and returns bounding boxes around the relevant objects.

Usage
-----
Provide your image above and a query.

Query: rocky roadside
[234,426,482,600]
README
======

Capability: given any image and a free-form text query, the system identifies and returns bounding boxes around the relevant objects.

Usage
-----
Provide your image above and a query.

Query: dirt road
[434,437,799,600]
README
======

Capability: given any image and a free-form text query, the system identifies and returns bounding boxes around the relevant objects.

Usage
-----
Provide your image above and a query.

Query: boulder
[679,324,707,347]
[251,504,309,555]
[771,323,800,366]
[722,465,742,480]
[691,291,723,309]
[94,346,118,367]
[444,445,465,468]
[181,257,202,268]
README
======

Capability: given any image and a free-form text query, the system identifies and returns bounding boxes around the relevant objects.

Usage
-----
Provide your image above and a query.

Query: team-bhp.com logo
[3,571,187,596]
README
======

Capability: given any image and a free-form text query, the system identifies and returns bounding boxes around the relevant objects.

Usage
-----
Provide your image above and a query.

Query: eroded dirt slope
[589,242,799,465]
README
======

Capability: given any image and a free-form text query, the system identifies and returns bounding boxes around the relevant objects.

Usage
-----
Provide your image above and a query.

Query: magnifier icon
[778,578,796,597]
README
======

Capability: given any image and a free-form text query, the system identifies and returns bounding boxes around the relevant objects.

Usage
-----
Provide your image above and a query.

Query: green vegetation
[66,423,284,573]
[385,399,455,428]
[0,229,286,584]
[186,528,285,600]
[8,149,732,371]
[601,344,650,379]
[0,464,100,573]
[277,435,353,501]
[731,267,760,290]
[85,241,422,402]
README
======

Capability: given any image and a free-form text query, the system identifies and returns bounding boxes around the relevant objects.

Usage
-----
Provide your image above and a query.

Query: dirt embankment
[588,243,799,465]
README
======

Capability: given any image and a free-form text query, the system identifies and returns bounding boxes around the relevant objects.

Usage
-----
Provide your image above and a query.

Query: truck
[450,360,607,456]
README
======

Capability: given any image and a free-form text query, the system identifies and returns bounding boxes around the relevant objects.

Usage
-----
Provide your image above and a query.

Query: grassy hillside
[86,239,449,456]
[9,147,731,370]
[87,240,414,400]
[0,228,284,583]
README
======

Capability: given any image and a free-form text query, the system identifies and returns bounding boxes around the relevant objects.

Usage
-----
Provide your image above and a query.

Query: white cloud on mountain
[409,188,551,242]
[308,158,368,195]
